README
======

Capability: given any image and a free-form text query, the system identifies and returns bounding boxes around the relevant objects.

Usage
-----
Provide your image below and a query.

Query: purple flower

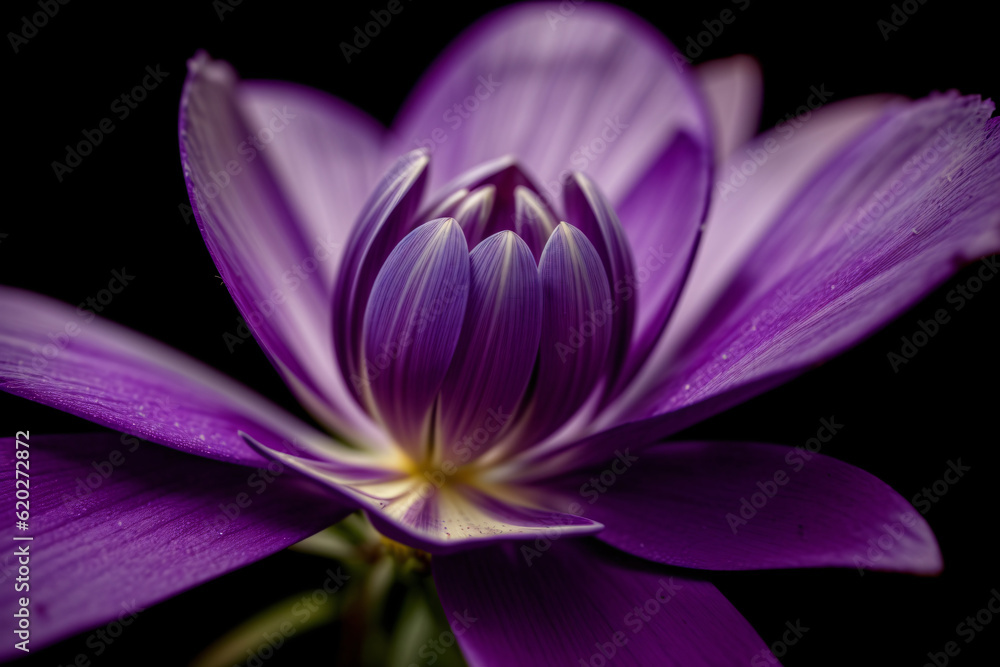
[2,3,998,664]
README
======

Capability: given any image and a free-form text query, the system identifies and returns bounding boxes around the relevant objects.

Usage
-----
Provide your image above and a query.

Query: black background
[3,0,998,665]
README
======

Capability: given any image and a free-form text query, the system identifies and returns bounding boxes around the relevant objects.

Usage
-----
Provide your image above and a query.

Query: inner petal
[435,231,542,463]
[453,184,496,248]
[332,150,429,408]
[419,157,559,257]
[360,218,470,457]
[497,222,613,454]
[564,172,637,395]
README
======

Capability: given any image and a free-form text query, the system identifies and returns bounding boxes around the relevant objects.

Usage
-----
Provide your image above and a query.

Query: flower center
[401,445,485,495]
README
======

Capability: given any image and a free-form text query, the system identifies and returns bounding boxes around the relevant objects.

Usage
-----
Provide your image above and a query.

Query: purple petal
[361,218,470,453]
[179,53,383,445]
[663,96,901,359]
[438,232,541,455]
[419,158,556,260]
[332,149,430,405]
[564,173,636,392]
[595,97,901,435]
[544,441,941,573]
[696,55,763,162]
[511,185,558,262]
[574,95,998,467]
[366,486,601,556]
[609,132,710,400]
[0,433,351,659]
[509,223,612,449]
[435,539,769,666]
[243,433,602,554]
[390,3,712,206]
[0,287,336,466]
[238,80,387,289]
[629,93,1000,427]
[452,184,496,249]
[418,156,530,218]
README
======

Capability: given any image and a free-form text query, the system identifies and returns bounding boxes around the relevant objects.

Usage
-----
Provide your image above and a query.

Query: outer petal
[390,3,712,207]
[238,80,386,289]
[179,53,384,446]
[696,55,763,162]
[633,94,1000,423]
[361,218,470,453]
[0,433,352,659]
[0,287,339,466]
[589,94,999,454]
[435,539,770,666]
[543,442,942,573]
[332,149,430,405]
[610,131,710,398]
[644,96,904,373]
[437,232,541,455]
[592,96,901,433]
[243,433,602,554]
